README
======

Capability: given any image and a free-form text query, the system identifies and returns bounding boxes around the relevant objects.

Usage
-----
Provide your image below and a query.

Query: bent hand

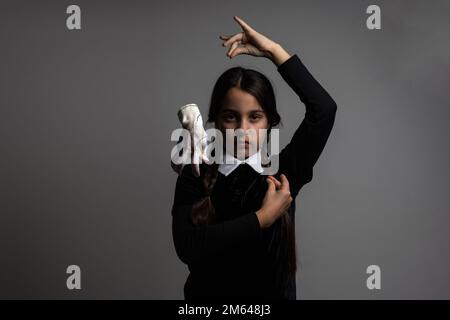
[220,16,280,60]
[219,16,292,66]
[256,174,293,229]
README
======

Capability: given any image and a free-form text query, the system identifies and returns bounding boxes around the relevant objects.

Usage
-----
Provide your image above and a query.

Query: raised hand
[219,16,292,66]
[220,16,277,59]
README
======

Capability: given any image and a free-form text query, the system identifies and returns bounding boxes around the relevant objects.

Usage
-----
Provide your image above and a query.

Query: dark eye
[223,113,236,122]
[250,113,263,121]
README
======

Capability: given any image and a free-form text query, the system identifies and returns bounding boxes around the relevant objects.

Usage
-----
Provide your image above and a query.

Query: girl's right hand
[256,174,293,229]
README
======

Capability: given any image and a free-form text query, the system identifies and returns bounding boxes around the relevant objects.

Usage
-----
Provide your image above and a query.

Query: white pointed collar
[217,149,264,176]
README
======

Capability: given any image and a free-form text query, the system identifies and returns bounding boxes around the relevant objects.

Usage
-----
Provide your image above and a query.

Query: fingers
[233,15,254,33]
[229,43,250,59]
[267,176,280,188]
[267,175,281,189]
[219,35,231,45]
[266,178,276,193]
[280,174,290,192]
[222,32,244,48]
[220,16,253,45]
[227,41,240,57]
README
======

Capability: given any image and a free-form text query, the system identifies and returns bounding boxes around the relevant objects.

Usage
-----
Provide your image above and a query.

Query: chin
[236,145,256,159]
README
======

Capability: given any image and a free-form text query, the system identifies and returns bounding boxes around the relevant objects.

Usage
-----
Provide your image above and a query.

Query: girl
[171,16,337,300]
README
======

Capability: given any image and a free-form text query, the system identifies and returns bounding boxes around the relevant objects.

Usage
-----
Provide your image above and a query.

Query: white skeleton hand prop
[171,103,210,177]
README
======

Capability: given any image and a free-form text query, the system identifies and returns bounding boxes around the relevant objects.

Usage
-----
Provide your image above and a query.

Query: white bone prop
[171,103,210,177]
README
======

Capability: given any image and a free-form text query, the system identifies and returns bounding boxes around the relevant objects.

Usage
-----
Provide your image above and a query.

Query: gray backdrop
[1,0,449,299]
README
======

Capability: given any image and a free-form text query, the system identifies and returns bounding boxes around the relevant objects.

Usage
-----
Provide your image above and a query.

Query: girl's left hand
[267,175,282,190]
[220,16,279,60]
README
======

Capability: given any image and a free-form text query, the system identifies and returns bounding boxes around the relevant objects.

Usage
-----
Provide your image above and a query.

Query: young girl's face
[217,87,269,158]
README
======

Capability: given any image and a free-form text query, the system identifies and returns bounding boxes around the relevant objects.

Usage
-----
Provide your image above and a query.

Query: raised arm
[219,16,337,195]
[276,53,337,195]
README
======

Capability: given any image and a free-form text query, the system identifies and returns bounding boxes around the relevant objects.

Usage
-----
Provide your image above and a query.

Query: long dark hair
[191,66,297,283]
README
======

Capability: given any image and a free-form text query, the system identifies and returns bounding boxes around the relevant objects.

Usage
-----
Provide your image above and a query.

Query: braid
[266,131,297,280]
[266,208,298,290]
[282,212,297,275]
[191,163,219,225]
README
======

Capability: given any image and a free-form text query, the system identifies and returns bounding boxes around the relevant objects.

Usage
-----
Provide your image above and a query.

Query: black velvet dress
[171,53,337,300]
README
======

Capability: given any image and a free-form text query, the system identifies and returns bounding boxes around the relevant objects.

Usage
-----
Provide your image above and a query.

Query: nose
[238,119,251,131]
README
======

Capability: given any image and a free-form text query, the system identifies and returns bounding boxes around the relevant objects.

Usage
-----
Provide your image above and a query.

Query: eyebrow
[221,108,264,113]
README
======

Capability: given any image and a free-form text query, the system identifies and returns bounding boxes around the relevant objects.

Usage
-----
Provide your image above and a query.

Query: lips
[236,137,250,147]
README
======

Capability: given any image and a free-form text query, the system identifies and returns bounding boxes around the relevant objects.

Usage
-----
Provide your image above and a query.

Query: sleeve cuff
[277,53,301,73]
[276,53,315,97]
[247,211,263,242]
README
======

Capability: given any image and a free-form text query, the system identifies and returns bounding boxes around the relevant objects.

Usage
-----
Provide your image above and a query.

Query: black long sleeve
[276,54,337,195]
